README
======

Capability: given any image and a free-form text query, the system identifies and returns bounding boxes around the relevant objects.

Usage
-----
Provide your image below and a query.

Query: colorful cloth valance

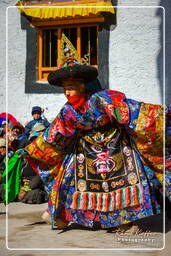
[16,0,115,19]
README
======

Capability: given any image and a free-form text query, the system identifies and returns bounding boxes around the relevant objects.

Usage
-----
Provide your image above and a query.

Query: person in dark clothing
[19,123,47,182]
[17,125,49,204]
[0,138,6,202]
[9,123,25,152]
[0,138,13,202]
[24,106,50,138]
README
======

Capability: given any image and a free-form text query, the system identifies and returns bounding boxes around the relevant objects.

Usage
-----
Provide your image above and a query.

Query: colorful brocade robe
[25,89,169,228]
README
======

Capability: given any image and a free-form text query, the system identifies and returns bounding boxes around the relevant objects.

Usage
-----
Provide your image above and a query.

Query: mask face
[82,128,124,177]
[75,125,140,193]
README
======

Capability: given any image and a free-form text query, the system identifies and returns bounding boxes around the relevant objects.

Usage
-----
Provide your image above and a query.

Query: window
[35,17,103,81]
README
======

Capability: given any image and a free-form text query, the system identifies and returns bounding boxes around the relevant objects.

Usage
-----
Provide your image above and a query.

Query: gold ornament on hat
[60,32,90,66]
[60,33,78,65]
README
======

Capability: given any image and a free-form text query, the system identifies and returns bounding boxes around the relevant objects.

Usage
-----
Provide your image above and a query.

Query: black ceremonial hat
[48,58,98,87]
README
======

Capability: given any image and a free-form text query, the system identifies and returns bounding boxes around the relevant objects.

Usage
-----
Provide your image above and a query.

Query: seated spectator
[0,113,18,128]
[29,123,46,139]
[0,119,48,204]
[0,113,24,152]
[0,126,4,138]
[17,123,46,150]
[17,125,49,204]
[18,175,48,204]
[0,138,13,202]
[0,138,6,202]
[11,123,24,136]
[24,106,50,138]
[0,138,6,176]
[18,123,43,180]
[9,122,25,152]
[0,138,6,157]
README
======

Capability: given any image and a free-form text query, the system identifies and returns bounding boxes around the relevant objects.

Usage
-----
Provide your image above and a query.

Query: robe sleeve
[125,98,164,180]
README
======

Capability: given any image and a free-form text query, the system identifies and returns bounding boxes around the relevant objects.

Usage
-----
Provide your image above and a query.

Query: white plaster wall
[109,4,163,104]
[6,5,66,125]
[0,0,168,126]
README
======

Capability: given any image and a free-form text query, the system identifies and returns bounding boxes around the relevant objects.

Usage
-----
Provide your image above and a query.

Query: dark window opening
[42,29,57,67]
[81,26,97,65]
[62,27,77,50]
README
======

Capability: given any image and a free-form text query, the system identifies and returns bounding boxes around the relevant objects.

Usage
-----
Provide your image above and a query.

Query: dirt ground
[0,202,171,256]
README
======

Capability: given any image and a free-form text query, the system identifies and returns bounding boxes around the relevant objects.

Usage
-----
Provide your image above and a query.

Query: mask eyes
[91,145,102,153]
[107,139,116,149]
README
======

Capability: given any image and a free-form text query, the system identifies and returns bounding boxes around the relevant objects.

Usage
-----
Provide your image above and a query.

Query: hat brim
[47,65,98,87]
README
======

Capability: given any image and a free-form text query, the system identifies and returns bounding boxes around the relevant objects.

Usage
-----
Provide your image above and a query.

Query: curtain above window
[16,0,115,19]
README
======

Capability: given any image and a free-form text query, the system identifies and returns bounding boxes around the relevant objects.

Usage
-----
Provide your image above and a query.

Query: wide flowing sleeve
[84,90,164,180]
[24,104,78,169]
[125,98,164,180]
[88,90,164,179]
[42,105,81,143]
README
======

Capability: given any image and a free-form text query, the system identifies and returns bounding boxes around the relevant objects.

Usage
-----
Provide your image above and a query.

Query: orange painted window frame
[35,17,103,82]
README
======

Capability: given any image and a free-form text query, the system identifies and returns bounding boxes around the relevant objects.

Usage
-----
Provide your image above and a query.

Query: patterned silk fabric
[25,89,168,228]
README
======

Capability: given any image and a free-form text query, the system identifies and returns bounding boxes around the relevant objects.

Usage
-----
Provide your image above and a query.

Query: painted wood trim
[41,67,57,71]
[97,24,99,67]
[38,29,43,81]
[31,16,104,27]
[77,26,81,61]
[57,28,62,66]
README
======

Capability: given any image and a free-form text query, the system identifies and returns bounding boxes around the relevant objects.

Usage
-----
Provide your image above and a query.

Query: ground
[0,202,171,256]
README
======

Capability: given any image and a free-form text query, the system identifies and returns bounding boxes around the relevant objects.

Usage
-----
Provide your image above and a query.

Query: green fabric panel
[2,153,22,204]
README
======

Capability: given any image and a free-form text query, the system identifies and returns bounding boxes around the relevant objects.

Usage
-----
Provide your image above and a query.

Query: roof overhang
[16,0,115,19]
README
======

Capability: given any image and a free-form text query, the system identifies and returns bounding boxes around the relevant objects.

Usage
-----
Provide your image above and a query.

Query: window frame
[34,16,104,81]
